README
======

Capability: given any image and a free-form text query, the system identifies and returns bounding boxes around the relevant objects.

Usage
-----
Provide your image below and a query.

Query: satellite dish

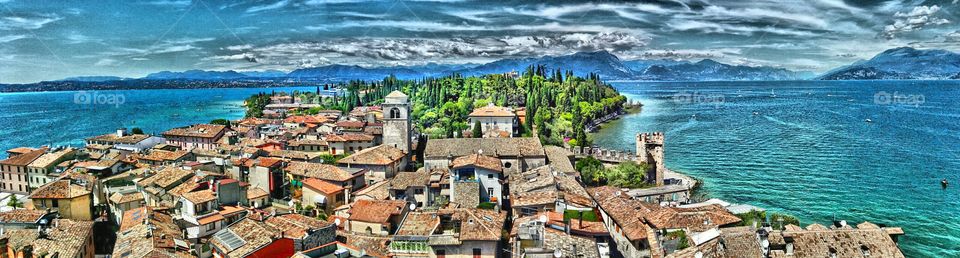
[695,252,703,258]
[538,215,548,223]
[409,203,417,211]
[553,249,562,258]
[334,218,341,226]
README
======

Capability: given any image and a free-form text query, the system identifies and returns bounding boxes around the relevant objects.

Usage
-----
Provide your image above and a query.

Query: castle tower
[636,132,665,186]
[383,91,411,154]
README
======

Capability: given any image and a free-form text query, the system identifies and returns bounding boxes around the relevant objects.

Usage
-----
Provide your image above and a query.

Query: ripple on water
[595,80,960,257]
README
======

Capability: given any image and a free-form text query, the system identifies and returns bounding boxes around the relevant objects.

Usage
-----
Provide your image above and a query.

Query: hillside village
[0,90,907,258]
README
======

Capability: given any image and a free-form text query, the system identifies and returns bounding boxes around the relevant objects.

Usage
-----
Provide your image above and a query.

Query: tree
[130,127,144,134]
[472,120,482,138]
[770,213,800,230]
[210,118,231,127]
[7,197,22,208]
[576,157,605,186]
[605,161,651,188]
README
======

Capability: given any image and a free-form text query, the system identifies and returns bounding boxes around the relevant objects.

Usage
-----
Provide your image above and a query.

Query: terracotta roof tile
[29,180,90,199]
[348,199,406,224]
[86,133,151,144]
[452,208,506,241]
[451,153,502,171]
[388,170,430,190]
[424,137,544,158]
[352,181,390,200]
[0,147,46,166]
[182,190,217,204]
[396,212,440,236]
[469,104,516,117]
[303,178,345,195]
[337,144,405,165]
[6,219,94,258]
[210,218,282,258]
[162,124,227,138]
[324,133,375,142]
[264,213,334,239]
[247,187,269,199]
[285,161,362,182]
[0,209,48,223]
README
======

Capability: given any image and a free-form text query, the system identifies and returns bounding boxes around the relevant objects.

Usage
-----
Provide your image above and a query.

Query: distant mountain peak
[820,47,960,80]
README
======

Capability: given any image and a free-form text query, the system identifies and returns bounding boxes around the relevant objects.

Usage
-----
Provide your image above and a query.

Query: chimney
[117,128,127,137]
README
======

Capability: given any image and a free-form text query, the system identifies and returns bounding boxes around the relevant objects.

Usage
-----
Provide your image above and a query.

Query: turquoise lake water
[596,80,960,257]
[1,81,958,256]
[0,87,319,157]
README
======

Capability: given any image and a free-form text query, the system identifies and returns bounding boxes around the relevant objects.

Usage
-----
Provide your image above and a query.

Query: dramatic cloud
[880,5,951,39]
[209,32,649,68]
[1,0,960,83]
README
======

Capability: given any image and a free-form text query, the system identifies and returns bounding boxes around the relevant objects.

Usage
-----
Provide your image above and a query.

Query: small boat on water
[942,179,949,188]
[753,111,759,116]
[864,118,873,123]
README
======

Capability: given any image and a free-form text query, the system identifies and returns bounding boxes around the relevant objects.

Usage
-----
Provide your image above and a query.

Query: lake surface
[597,80,960,257]
[0,87,320,158]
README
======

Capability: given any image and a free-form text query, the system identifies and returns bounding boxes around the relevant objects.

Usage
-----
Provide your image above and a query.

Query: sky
[0,0,958,83]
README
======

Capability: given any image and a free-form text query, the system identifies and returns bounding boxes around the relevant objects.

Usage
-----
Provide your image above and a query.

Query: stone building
[636,132,665,186]
[382,91,412,154]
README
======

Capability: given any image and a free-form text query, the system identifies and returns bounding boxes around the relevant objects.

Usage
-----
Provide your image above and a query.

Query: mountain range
[36,47,960,83]
[818,47,960,80]
[54,51,815,83]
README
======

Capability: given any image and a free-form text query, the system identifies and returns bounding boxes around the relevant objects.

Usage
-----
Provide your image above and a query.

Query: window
[52,200,59,208]
[504,162,512,169]
[435,249,445,258]
[414,188,423,194]
[487,174,494,179]
[473,248,482,258]
[390,108,401,119]
[487,187,494,196]
[206,223,216,231]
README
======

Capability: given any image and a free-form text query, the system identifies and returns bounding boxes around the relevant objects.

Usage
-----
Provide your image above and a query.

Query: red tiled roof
[348,200,405,224]
[450,153,502,171]
[1,147,46,166]
[162,124,227,138]
[303,178,344,195]
[30,180,90,199]
[337,144,404,165]
[324,133,375,142]
[335,120,366,128]
[469,104,515,117]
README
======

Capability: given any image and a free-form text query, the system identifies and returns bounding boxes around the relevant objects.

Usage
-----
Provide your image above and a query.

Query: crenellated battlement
[636,132,665,146]
[636,132,665,186]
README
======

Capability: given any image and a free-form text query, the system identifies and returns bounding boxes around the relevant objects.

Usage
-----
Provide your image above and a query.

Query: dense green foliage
[770,213,800,230]
[736,209,768,228]
[210,118,231,127]
[477,202,497,210]
[244,93,272,118]
[564,209,600,222]
[260,67,625,145]
[666,230,690,250]
[6,197,22,208]
[577,157,653,188]
[318,154,345,164]
[130,127,144,134]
